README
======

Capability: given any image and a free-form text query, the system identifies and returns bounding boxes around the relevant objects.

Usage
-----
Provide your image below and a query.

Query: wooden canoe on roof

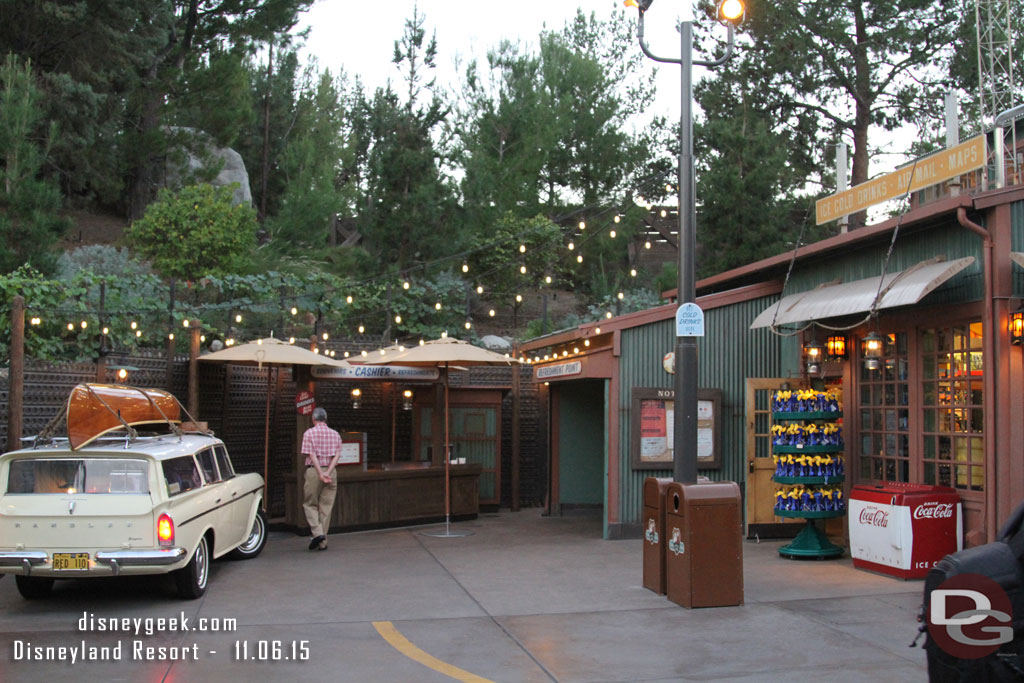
[67,383,182,450]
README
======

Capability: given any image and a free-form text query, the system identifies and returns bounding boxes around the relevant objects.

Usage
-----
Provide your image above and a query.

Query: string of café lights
[28,171,684,357]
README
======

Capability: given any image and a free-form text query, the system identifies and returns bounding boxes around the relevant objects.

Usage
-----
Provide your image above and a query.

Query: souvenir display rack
[771,389,846,559]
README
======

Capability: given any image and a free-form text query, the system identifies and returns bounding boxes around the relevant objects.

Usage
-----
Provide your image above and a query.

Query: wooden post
[188,322,200,416]
[511,354,521,511]
[8,295,25,452]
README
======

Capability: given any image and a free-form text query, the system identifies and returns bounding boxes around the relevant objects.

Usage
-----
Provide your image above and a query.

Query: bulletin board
[630,388,722,470]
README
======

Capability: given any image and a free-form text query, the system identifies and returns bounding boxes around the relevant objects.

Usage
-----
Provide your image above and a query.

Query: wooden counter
[284,463,481,532]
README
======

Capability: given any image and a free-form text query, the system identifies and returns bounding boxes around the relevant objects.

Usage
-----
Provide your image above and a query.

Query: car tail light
[157,513,175,547]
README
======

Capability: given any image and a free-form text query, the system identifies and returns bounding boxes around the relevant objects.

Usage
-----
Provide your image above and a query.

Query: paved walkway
[0,510,928,681]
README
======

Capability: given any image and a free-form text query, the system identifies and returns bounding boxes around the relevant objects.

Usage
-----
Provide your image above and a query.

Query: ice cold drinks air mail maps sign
[676,303,704,337]
[815,135,986,225]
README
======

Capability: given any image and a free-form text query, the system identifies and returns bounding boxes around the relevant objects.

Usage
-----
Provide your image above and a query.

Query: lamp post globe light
[626,0,744,483]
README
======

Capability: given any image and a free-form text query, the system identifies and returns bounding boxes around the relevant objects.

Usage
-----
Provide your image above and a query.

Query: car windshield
[6,458,150,494]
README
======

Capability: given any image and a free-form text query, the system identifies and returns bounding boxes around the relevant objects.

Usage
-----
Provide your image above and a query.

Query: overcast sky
[295,0,690,122]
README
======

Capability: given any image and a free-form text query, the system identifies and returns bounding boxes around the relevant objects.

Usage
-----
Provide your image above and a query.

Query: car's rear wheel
[15,575,54,599]
[174,535,209,599]
[229,508,267,560]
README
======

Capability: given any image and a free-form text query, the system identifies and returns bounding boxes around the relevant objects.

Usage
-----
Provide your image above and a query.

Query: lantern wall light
[1010,310,1024,346]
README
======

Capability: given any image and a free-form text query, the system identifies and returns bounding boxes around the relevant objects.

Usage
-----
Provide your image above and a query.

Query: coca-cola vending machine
[848,483,962,579]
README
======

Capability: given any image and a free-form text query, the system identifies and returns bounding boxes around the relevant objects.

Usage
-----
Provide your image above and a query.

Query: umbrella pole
[263,367,271,510]
[444,362,450,533]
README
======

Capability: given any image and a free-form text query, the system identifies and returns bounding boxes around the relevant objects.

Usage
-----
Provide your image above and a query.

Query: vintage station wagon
[0,384,266,599]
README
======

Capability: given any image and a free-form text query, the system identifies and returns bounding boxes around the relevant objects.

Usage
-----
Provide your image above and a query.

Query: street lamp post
[627,0,743,484]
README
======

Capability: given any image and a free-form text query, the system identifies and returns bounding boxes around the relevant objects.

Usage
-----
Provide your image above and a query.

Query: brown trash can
[664,480,744,608]
[642,477,673,594]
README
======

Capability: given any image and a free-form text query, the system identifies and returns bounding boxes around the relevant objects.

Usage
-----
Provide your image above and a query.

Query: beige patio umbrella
[366,336,517,536]
[199,337,351,506]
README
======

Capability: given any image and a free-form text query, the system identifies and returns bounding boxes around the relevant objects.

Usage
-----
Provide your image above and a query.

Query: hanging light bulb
[520,265,527,274]
[545,275,552,284]
[515,294,523,303]
[476,285,483,294]
[630,268,638,277]
[346,295,353,304]
[200,335,206,343]
[435,302,442,310]
[30,316,41,325]
[67,323,74,331]
[344,351,350,358]
[358,324,365,334]
[290,307,298,315]
[289,337,296,344]
[660,209,668,218]
[666,183,673,192]
[395,314,402,324]
[168,333,175,340]
[573,346,580,354]
[462,263,469,273]
[182,319,190,328]
[380,348,387,355]
[403,281,410,290]
[595,327,601,334]
[402,389,413,410]
[226,338,235,346]
[614,215,621,223]
[102,326,109,335]
[584,339,590,347]
[464,320,472,330]
[577,254,583,263]
[117,368,128,381]
[644,241,652,249]
[136,330,142,338]
[235,314,242,323]
[568,242,575,251]
[489,309,496,317]
[578,220,586,230]
[441,331,448,338]
[399,345,405,352]
[361,350,368,357]
[130,321,138,330]
[610,230,616,238]
[322,332,329,340]
[80,320,88,329]
[617,292,625,300]
[419,339,425,346]
[606,311,613,319]
[519,244,526,253]
[351,387,362,409]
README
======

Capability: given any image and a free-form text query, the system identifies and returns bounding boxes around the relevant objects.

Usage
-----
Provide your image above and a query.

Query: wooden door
[745,378,803,538]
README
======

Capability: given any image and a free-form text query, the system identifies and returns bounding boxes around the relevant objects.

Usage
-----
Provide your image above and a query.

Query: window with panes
[859,332,910,483]
[920,323,984,491]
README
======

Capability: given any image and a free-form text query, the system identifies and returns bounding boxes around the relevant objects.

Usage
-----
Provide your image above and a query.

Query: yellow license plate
[52,553,89,571]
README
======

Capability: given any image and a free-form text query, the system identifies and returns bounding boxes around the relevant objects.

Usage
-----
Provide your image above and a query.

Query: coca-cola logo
[914,502,955,520]
[858,506,889,527]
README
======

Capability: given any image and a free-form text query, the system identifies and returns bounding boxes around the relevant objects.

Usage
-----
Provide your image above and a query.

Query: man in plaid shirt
[301,407,342,550]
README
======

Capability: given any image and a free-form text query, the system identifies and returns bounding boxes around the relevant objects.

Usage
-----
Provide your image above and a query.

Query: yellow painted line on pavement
[372,621,494,683]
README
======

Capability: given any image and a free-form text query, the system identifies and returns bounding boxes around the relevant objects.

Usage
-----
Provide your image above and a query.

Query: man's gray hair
[312,407,327,423]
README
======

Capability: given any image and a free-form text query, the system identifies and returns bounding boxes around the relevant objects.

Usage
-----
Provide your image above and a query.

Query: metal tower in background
[975,0,1019,185]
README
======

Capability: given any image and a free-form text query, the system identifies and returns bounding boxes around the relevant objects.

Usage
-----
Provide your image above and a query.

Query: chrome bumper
[0,548,186,577]
[95,548,187,575]
[0,551,48,576]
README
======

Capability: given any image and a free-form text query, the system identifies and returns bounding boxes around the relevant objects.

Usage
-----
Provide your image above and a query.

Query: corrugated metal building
[522,168,1024,545]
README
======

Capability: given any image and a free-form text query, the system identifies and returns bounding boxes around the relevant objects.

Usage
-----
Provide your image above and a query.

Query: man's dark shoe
[308,535,325,550]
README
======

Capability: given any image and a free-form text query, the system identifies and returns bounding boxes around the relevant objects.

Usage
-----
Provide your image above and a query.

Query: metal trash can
[849,482,962,579]
[664,481,744,608]
[642,477,673,594]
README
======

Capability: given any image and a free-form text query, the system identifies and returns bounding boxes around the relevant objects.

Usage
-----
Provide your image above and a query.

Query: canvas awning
[750,256,975,329]
[1010,252,1024,269]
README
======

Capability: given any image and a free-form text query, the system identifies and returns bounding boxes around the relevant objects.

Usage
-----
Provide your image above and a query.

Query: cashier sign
[927,573,1013,658]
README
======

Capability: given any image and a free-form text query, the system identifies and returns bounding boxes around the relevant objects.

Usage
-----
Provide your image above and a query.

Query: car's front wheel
[174,535,209,600]
[15,575,54,599]
[229,508,267,560]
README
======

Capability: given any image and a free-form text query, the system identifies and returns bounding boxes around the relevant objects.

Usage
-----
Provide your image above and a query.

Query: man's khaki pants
[302,466,338,538]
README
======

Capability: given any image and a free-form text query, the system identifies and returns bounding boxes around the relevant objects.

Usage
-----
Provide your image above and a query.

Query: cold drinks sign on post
[676,303,704,337]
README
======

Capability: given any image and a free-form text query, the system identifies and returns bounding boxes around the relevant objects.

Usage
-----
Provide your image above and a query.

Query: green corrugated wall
[1012,200,1024,296]
[616,294,786,527]
[785,218,985,304]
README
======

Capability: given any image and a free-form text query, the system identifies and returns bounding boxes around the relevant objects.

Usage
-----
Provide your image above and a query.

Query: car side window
[214,446,235,479]
[196,448,220,484]
[162,456,202,496]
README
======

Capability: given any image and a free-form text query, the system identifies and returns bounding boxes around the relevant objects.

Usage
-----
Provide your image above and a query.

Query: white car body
[0,433,266,599]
